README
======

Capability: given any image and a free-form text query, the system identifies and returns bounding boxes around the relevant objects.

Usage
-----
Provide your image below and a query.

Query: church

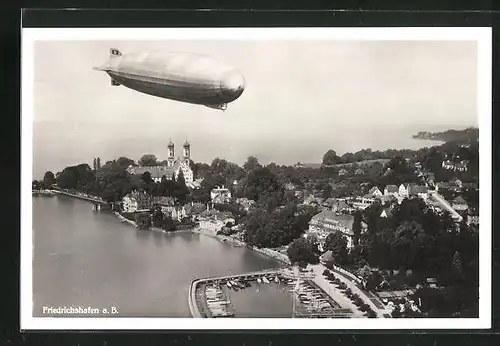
[126,140,194,184]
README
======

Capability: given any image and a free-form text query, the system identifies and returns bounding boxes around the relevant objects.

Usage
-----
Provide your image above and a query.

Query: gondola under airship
[93,48,245,111]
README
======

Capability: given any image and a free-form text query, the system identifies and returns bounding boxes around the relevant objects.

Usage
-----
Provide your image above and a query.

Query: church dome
[183,140,190,147]
[168,140,174,148]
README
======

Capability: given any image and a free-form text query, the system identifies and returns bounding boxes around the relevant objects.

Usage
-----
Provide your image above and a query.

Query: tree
[43,171,56,187]
[174,169,189,203]
[243,156,261,172]
[322,149,340,166]
[96,157,101,170]
[32,180,40,190]
[116,157,135,169]
[352,210,362,246]
[135,212,151,230]
[287,237,319,266]
[324,232,349,265]
[141,171,153,184]
[452,251,463,276]
[138,154,158,166]
[244,166,284,209]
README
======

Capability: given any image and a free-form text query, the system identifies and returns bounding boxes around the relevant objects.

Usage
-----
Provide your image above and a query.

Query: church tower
[167,139,175,167]
[183,140,191,164]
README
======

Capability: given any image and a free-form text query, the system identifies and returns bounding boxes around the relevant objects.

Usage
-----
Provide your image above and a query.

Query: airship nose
[220,70,245,100]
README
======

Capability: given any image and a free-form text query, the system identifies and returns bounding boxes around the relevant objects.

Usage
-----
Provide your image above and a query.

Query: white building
[210,186,232,204]
[398,184,409,198]
[308,210,355,249]
[350,195,375,210]
[122,195,138,213]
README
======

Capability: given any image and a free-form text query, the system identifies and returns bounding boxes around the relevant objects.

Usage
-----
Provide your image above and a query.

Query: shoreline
[113,211,291,265]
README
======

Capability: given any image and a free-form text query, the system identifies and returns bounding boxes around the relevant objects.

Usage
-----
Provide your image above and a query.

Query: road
[310,264,391,318]
[428,191,463,222]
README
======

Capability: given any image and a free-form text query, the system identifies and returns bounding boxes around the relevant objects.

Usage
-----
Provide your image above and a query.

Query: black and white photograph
[22,28,491,330]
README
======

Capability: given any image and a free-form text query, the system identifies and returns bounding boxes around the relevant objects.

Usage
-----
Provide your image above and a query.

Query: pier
[52,189,111,210]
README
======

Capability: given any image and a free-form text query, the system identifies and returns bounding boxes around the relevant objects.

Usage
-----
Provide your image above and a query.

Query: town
[32,128,479,319]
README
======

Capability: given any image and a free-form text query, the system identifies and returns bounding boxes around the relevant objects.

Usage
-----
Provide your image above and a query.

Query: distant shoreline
[411,127,479,143]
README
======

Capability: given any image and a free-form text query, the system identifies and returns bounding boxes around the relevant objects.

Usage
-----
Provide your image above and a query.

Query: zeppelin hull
[109,72,226,105]
[96,50,245,109]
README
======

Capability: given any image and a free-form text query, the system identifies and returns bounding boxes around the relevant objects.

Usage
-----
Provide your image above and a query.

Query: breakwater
[189,269,282,318]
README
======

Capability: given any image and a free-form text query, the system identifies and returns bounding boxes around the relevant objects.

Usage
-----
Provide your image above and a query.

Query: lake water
[32,195,293,317]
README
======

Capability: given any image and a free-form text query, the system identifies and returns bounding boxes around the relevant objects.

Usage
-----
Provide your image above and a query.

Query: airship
[93,48,245,110]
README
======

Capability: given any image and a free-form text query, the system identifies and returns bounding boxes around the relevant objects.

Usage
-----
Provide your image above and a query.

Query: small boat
[262,277,270,284]
[226,281,232,288]
[274,276,280,283]
[257,278,262,283]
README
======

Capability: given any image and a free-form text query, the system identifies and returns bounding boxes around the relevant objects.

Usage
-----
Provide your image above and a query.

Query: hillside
[412,127,479,143]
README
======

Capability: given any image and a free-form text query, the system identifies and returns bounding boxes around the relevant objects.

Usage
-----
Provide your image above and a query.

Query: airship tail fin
[110,48,122,57]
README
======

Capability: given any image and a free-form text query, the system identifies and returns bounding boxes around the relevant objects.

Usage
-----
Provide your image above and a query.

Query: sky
[32,39,479,178]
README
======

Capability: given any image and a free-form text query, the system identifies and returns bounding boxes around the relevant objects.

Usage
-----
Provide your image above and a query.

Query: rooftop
[310,210,354,235]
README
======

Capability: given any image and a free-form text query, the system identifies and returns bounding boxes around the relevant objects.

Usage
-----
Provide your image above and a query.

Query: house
[354,168,364,175]
[186,178,204,189]
[436,182,461,193]
[398,184,409,198]
[441,160,455,170]
[338,168,348,176]
[408,185,429,201]
[303,195,323,206]
[210,186,232,204]
[384,185,399,196]
[452,196,468,211]
[441,160,469,172]
[321,197,337,209]
[319,250,335,264]
[284,182,296,191]
[308,210,355,249]
[455,161,468,172]
[153,196,175,214]
[351,195,375,210]
[380,208,393,218]
[467,215,479,226]
[368,186,383,197]
[236,197,256,211]
[167,205,187,221]
[376,194,398,205]
[122,191,153,213]
[426,278,438,288]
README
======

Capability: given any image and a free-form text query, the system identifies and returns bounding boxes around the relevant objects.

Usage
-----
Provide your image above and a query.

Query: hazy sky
[32,40,478,178]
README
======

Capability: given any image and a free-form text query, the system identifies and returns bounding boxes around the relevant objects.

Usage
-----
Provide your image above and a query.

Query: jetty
[188,269,281,318]
[52,189,111,210]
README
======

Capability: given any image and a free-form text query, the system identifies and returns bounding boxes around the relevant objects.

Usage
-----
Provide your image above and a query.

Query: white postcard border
[21,27,492,330]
